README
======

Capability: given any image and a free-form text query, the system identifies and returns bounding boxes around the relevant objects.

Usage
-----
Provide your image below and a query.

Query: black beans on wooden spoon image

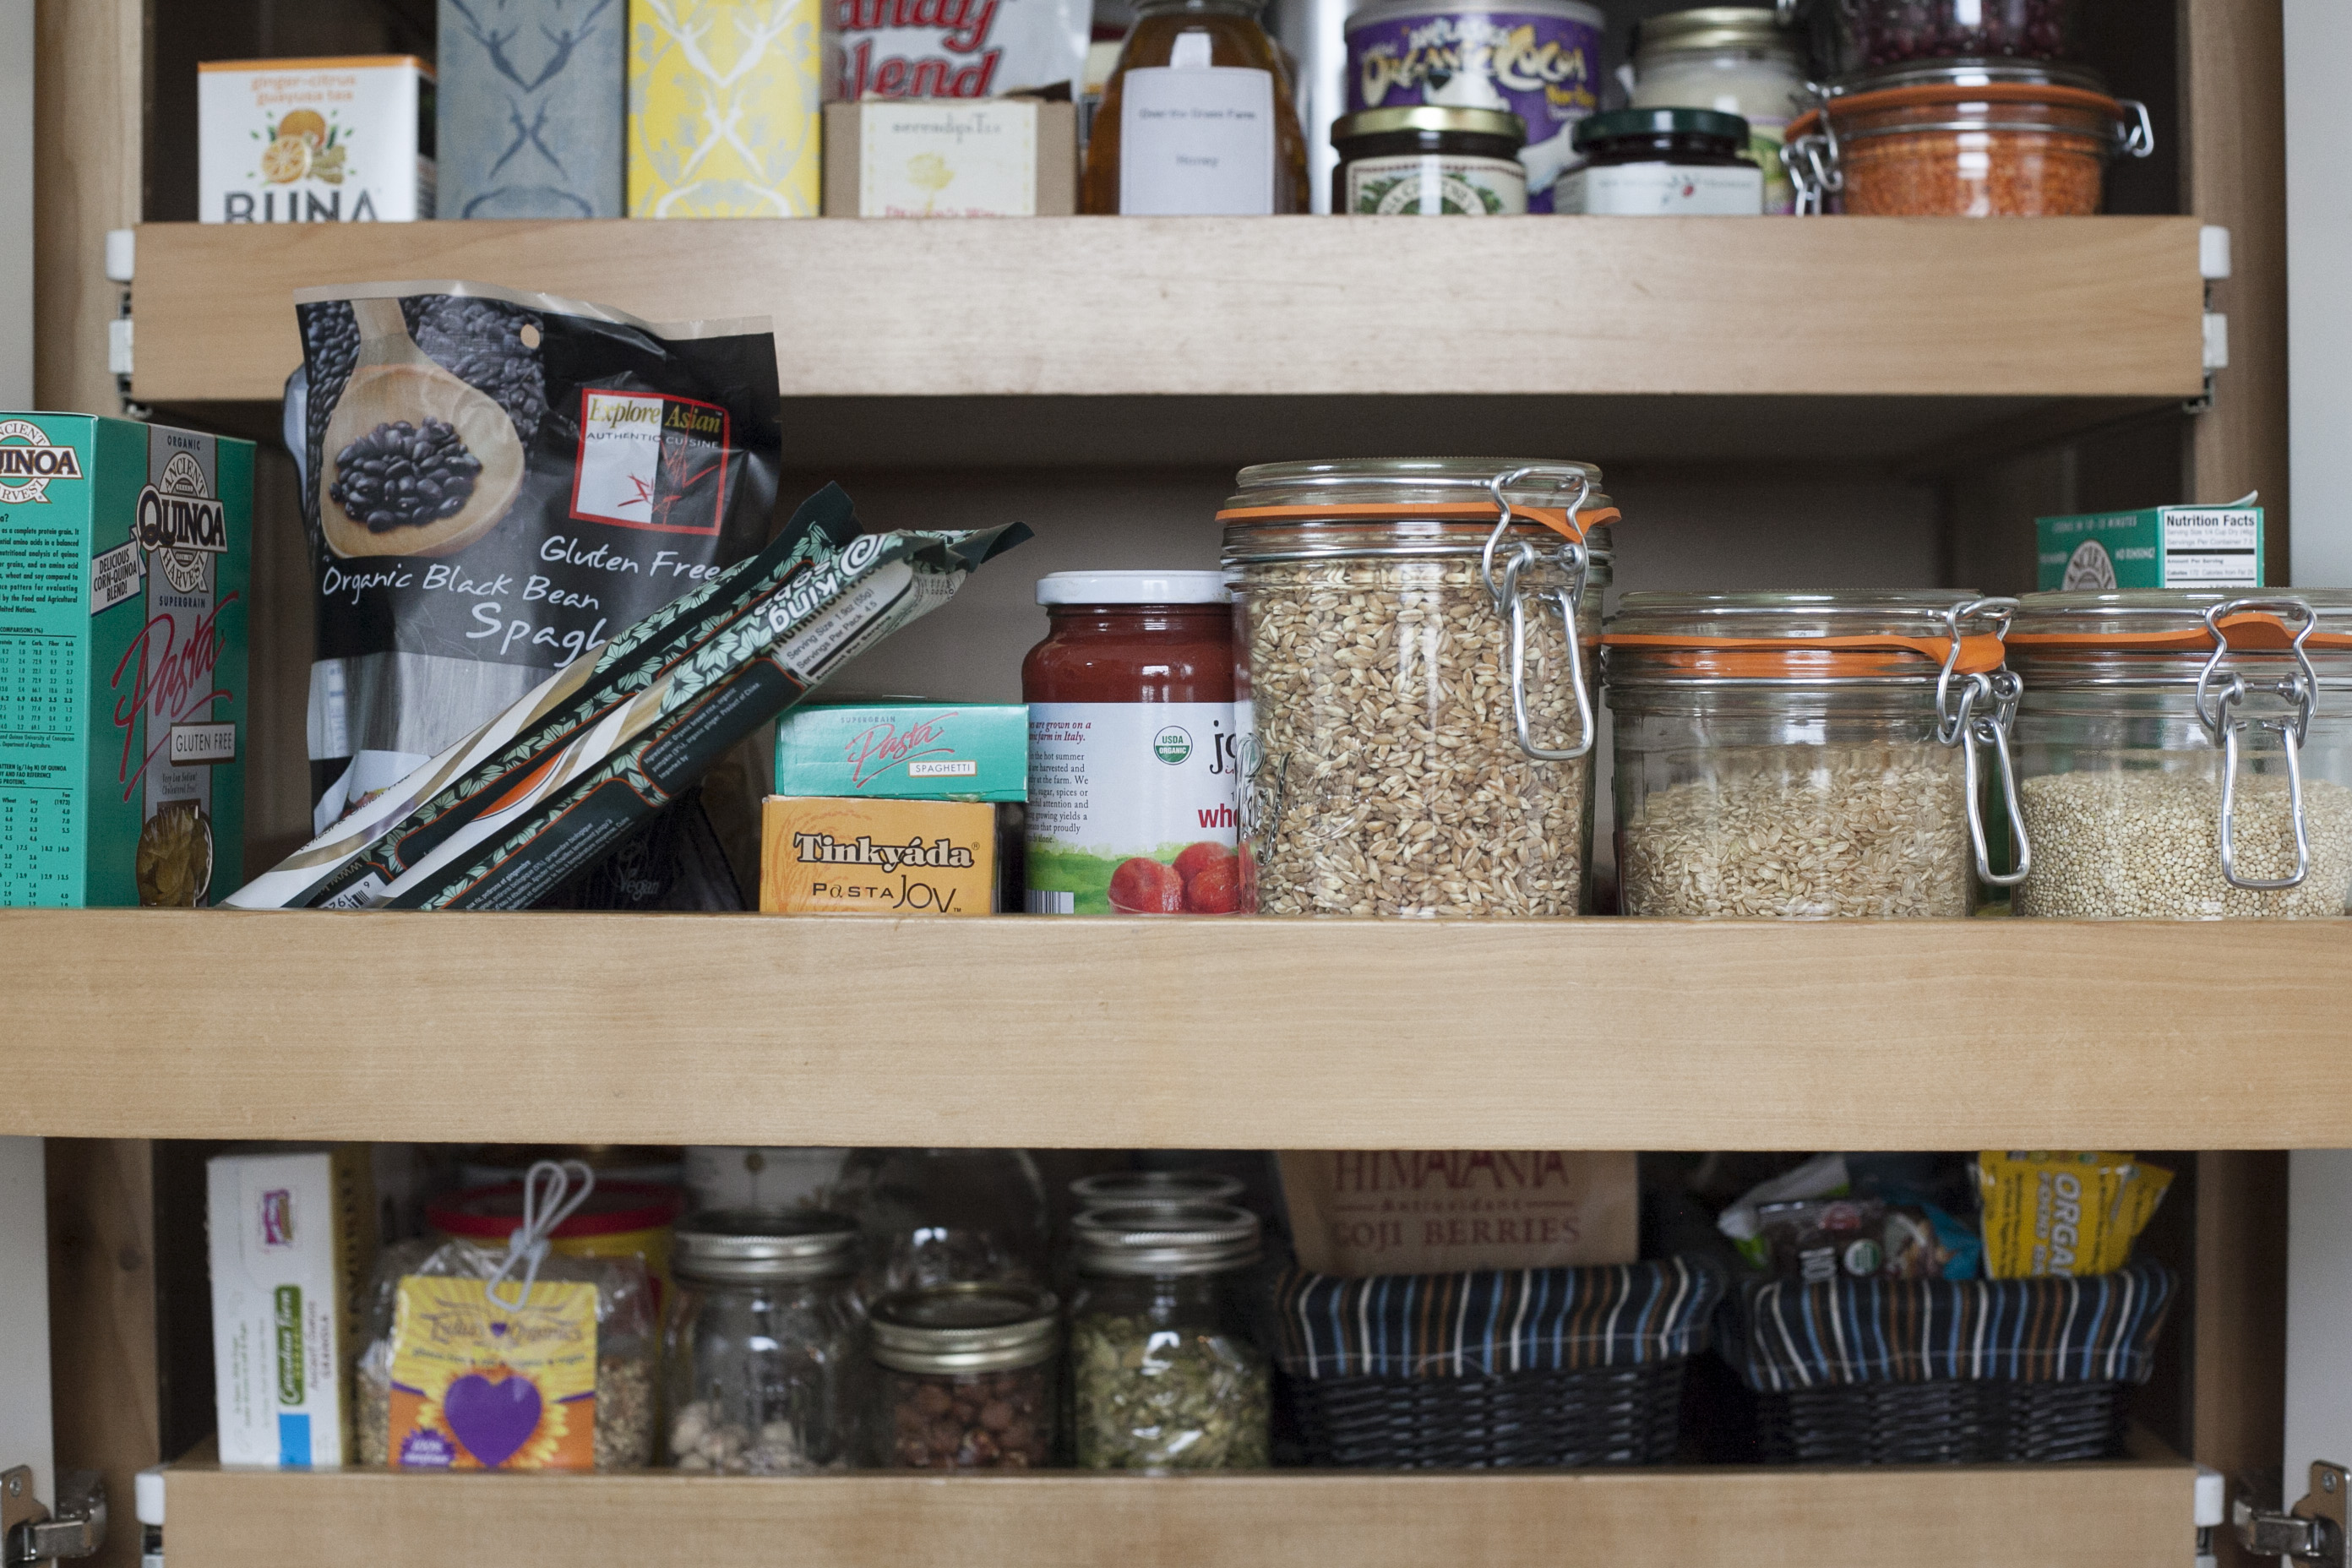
[318,297,526,559]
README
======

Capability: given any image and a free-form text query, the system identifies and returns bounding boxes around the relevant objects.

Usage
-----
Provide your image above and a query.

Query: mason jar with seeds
[1603,592,2028,917]
[1220,459,1616,917]
[2006,591,2352,917]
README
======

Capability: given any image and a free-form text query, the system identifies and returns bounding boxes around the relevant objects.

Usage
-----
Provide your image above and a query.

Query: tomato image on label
[1180,849,1242,913]
[1025,701,1244,915]
[1108,857,1188,913]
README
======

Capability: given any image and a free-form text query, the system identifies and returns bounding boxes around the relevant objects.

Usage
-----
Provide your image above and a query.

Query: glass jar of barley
[1603,592,2028,917]
[2006,591,2352,917]
[1221,459,1614,917]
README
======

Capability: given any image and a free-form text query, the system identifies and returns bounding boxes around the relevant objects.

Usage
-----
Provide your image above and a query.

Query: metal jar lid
[1828,57,2110,96]
[1332,106,1527,145]
[1071,1202,1262,1277]
[1575,106,1751,147]
[1070,1169,1248,1206]
[868,1282,1060,1375]
[1219,458,1614,565]
[1603,591,2008,687]
[672,1209,860,1284]
[1632,6,1801,57]
[2006,590,2352,684]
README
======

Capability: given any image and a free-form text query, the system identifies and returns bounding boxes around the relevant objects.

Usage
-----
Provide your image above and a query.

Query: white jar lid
[1037,569,1229,606]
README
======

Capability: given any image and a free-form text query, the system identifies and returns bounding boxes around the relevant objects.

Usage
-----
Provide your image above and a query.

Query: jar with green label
[1068,1202,1270,1471]
[1331,106,1527,215]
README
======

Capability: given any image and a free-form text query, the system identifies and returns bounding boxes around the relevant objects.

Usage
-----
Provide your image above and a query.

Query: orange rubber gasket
[1788,81,2126,141]
[1214,501,1624,546]
[1603,631,2009,677]
[2006,611,2352,653]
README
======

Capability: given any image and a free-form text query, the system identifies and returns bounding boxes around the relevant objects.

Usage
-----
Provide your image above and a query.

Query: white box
[199,57,435,224]
[208,1149,374,1467]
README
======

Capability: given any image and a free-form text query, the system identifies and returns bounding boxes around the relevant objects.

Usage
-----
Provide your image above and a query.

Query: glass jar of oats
[1220,459,1615,917]
[1603,592,2028,917]
[2006,591,2352,918]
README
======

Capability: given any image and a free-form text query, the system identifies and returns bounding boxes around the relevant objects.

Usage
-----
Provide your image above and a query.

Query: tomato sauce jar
[1022,571,1244,916]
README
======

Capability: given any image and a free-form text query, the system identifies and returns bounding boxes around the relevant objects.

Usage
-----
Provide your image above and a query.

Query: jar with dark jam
[1331,107,1527,215]
[1558,107,1765,214]
[1021,572,1244,916]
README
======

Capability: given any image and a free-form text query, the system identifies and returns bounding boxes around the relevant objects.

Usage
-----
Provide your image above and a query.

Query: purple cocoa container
[1343,0,1605,211]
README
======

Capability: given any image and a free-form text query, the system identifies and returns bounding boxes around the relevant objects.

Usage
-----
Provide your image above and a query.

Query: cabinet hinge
[2238,1462,2350,1565]
[2,1468,105,1565]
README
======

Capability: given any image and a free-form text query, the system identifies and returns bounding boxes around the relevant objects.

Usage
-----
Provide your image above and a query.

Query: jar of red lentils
[1783,61,2153,216]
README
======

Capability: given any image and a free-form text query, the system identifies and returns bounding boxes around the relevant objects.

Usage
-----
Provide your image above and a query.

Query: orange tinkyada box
[760,796,995,916]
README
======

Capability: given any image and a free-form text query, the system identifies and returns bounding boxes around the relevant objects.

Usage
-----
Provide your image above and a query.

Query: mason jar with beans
[868,1282,1059,1469]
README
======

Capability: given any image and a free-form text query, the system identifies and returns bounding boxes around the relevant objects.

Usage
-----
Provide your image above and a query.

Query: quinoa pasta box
[0,416,251,906]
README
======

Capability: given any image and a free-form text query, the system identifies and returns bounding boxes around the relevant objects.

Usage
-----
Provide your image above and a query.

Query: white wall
[2284,0,2352,584]
[0,0,30,407]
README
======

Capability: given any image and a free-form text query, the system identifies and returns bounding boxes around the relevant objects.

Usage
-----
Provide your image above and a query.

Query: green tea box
[774,702,1028,802]
[0,416,252,906]
[2036,504,2264,591]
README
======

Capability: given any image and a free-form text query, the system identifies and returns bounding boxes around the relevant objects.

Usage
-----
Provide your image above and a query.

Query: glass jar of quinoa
[1603,592,2029,917]
[2006,592,2352,918]
[1783,61,2153,215]
[1221,459,1617,917]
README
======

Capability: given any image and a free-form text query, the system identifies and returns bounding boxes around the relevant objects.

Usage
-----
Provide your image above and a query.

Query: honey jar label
[1025,701,1240,913]
[387,1276,598,1469]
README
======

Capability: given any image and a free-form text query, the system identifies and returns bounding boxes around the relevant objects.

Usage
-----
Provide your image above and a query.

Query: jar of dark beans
[869,1282,1059,1469]
[1840,0,2077,66]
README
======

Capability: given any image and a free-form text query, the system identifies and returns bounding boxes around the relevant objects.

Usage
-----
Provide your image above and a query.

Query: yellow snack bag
[1975,1152,2170,1280]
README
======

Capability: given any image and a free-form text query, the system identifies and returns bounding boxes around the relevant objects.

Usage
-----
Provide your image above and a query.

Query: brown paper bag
[1278,1151,1639,1277]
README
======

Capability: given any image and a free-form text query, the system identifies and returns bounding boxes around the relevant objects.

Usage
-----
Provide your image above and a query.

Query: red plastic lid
[427,1180,685,1240]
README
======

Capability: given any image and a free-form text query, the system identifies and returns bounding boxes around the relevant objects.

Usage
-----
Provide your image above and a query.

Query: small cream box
[822,99,1076,216]
[199,56,435,223]
[207,1148,376,1467]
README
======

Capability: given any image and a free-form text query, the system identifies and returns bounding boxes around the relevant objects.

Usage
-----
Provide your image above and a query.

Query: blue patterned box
[438,0,626,218]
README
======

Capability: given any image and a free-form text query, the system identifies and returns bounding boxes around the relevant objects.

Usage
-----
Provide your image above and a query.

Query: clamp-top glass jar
[1783,61,2154,215]
[1221,459,1617,917]
[1068,1203,1270,1471]
[2006,592,2352,917]
[869,1282,1060,1468]
[1603,592,2028,917]
[664,1211,865,1473]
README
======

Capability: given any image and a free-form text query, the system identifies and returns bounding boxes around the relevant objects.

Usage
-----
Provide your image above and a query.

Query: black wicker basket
[1721,1261,2174,1467]
[1755,1377,2126,1465]
[1282,1359,1689,1469]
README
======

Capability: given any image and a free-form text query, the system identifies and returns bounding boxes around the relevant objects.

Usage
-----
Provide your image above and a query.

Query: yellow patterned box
[629,0,825,217]
[760,796,994,915]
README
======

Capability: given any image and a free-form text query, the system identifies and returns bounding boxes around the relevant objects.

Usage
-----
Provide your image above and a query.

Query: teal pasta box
[774,702,1028,801]
[0,416,252,906]
[2036,504,2264,591]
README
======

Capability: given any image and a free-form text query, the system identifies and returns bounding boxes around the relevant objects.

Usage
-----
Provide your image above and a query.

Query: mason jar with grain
[1604,592,2028,917]
[1221,459,1617,917]
[2006,591,2352,918]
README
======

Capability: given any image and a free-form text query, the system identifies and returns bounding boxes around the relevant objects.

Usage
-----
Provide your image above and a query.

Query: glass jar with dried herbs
[1067,1202,1270,1471]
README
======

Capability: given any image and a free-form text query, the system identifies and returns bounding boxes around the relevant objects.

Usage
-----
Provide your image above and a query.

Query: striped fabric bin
[1270,1257,1724,1469]
[1718,1262,2177,1464]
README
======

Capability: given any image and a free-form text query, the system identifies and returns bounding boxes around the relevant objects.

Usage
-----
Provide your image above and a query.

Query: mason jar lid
[1332,106,1527,144]
[2006,591,2352,674]
[1632,6,1801,57]
[1070,1169,1248,1206]
[1830,57,2110,96]
[1037,570,1229,606]
[1071,1202,1262,1277]
[1604,591,2007,684]
[1220,459,1615,563]
[1574,106,1750,148]
[672,1209,860,1284]
[868,1282,1060,1375]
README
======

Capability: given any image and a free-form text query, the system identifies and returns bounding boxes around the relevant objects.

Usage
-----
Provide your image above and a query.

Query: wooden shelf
[130,216,2204,425]
[7,909,2347,1146]
[161,1458,2191,1568]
